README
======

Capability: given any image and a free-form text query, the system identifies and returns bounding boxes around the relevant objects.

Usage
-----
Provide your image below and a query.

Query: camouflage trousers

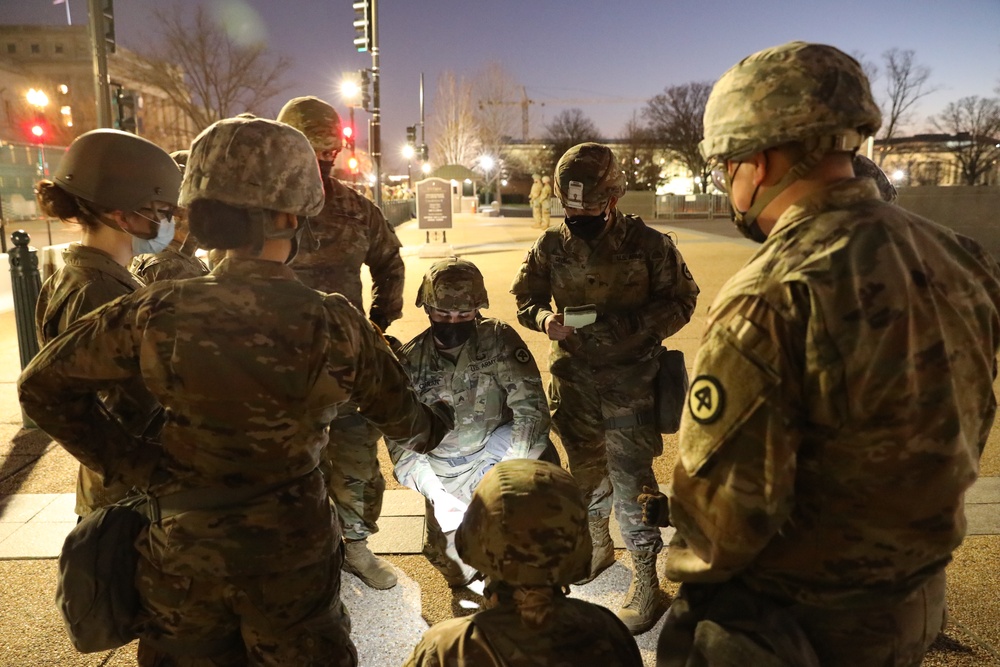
[134,550,356,666]
[549,355,662,552]
[322,407,386,541]
[423,423,559,584]
[532,203,544,226]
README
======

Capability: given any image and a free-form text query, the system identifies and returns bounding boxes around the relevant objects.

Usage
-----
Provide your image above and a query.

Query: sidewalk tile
[0,493,61,522]
[381,488,425,516]
[368,515,423,554]
[967,477,1000,504]
[0,520,73,559]
[966,503,1000,536]
[33,494,76,522]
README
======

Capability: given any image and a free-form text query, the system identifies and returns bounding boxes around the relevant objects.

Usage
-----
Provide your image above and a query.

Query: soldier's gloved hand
[430,490,468,533]
[369,310,390,332]
[639,485,671,527]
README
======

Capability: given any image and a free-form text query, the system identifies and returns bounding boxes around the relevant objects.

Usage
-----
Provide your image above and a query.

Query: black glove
[370,311,390,332]
[639,485,671,527]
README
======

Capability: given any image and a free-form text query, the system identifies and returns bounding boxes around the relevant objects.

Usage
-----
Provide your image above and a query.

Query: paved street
[1,212,998,665]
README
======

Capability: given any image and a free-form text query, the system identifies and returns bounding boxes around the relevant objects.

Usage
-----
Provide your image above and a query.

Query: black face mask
[430,320,476,348]
[318,159,334,183]
[565,211,608,240]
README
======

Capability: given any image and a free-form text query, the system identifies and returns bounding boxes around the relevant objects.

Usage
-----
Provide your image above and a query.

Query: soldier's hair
[188,199,279,250]
[34,180,105,229]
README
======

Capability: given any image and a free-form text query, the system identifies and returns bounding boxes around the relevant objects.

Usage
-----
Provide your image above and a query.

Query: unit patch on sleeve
[688,375,725,424]
[513,348,531,364]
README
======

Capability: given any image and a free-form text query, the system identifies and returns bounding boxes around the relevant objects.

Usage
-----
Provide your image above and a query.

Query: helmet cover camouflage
[852,154,897,203]
[54,129,181,211]
[415,257,489,310]
[169,149,189,175]
[456,459,591,587]
[276,96,342,153]
[179,115,324,217]
[553,143,625,210]
[700,41,882,161]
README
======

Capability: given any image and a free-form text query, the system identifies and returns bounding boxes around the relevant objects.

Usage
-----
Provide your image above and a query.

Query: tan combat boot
[343,538,398,590]
[576,515,616,584]
[616,550,663,635]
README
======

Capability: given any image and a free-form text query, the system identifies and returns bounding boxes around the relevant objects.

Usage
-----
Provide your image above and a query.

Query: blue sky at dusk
[3,0,998,171]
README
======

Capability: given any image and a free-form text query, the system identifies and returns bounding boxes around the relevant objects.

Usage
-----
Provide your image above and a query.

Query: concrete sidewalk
[1,213,999,666]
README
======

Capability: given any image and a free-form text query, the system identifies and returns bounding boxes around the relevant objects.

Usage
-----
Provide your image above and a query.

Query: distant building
[0,24,196,151]
[875,134,1000,187]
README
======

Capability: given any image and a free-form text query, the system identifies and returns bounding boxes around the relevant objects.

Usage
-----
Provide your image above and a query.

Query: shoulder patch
[689,375,725,424]
[513,348,531,364]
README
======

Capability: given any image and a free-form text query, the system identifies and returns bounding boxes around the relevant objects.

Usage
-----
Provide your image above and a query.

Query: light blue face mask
[131,210,176,255]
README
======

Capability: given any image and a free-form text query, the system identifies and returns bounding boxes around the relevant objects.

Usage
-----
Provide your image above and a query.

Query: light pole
[26,89,49,177]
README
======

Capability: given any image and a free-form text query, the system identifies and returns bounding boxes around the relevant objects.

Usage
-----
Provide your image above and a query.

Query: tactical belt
[603,409,656,431]
[428,444,488,468]
[141,472,313,523]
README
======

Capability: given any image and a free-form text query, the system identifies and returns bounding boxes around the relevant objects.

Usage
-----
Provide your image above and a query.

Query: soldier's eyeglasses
[134,206,174,225]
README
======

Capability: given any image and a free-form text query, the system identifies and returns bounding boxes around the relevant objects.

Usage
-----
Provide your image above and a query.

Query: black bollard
[9,230,41,428]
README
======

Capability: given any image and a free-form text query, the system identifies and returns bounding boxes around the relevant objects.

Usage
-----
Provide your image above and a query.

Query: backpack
[55,495,150,652]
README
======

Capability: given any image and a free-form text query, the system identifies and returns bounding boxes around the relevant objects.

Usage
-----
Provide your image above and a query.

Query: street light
[340,74,362,185]
[26,88,50,176]
[26,88,49,108]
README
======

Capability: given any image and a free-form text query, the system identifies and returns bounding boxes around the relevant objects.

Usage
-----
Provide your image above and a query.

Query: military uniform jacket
[388,318,550,497]
[403,596,642,667]
[35,244,160,515]
[510,209,699,368]
[667,179,1000,608]
[129,237,209,283]
[19,258,443,578]
[292,176,404,324]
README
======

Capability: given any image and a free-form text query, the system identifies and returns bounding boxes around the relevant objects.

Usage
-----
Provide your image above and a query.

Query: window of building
[6,44,15,54]
[30,44,40,54]
[54,44,64,54]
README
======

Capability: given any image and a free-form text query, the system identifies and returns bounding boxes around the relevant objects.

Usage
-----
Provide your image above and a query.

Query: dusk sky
[3,0,999,172]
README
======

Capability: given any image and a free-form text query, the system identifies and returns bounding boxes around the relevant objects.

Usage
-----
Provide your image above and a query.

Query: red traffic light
[342,125,353,139]
[31,124,44,138]
[348,156,359,172]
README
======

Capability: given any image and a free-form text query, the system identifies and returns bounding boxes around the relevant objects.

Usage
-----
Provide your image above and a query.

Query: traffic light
[115,89,138,134]
[352,1,372,53]
[348,155,359,173]
[342,124,355,152]
[29,123,46,141]
[405,126,416,148]
[359,69,371,112]
[102,0,116,53]
[419,144,428,161]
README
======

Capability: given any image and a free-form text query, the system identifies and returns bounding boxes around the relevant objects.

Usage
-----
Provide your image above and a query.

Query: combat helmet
[455,459,591,587]
[180,115,323,217]
[169,149,189,175]
[415,257,489,311]
[852,154,897,203]
[699,41,882,240]
[276,96,342,153]
[553,143,625,210]
[54,129,181,212]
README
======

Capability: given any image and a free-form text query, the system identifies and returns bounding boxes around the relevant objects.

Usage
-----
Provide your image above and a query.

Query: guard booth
[415,177,454,258]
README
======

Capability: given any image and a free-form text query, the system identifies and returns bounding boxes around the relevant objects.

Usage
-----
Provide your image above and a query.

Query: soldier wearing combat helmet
[277,95,406,589]
[510,143,699,635]
[403,459,642,666]
[387,257,557,589]
[641,41,1000,666]
[19,114,450,665]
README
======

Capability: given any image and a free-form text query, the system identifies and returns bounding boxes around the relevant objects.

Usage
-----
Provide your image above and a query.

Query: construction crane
[479,88,648,141]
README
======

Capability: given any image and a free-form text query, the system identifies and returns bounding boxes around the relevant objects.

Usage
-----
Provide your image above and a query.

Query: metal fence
[382,198,415,227]
[654,193,730,219]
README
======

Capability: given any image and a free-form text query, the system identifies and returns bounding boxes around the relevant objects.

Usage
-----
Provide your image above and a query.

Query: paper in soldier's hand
[563,304,597,329]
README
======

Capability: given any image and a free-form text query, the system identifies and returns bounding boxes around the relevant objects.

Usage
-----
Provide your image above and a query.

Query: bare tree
[851,50,879,88]
[618,113,660,191]
[472,63,522,202]
[428,71,481,167]
[931,96,1000,185]
[644,81,712,193]
[878,48,938,151]
[543,108,601,171]
[123,3,292,135]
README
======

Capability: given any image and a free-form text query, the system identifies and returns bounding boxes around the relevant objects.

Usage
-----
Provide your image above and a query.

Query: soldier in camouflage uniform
[641,42,1000,667]
[32,129,181,518]
[529,173,543,227]
[130,150,210,283]
[19,115,450,666]
[404,459,642,666]
[538,175,553,227]
[386,258,557,587]
[510,143,699,635]
[276,96,406,589]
